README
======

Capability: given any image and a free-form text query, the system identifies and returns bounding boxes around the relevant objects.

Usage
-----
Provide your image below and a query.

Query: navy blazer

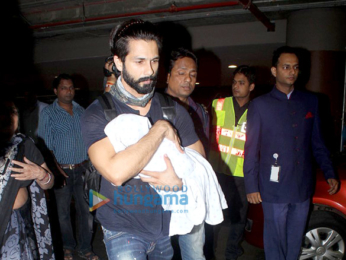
[244,87,335,203]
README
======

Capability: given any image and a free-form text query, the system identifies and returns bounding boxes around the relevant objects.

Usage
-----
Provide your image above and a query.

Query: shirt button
[295,136,298,139]
[297,161,300,164]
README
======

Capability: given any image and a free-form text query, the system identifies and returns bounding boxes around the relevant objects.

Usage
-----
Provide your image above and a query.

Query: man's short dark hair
[53,74,73,89]
[233,65,256,85]
[272,46,298,67]
[168,48,198,73]
[109,19,162,77]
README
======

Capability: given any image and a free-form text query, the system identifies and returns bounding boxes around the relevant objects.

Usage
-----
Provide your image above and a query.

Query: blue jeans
[178,223,205,260]
[102,227,173,260]
[54,165,93,254]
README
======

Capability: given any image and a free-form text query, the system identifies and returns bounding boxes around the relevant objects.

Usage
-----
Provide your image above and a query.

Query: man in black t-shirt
[166,48,209,260]
[81,19,204,260]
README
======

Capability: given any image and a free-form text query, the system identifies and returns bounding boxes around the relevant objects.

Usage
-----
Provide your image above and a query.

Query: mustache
[137,75,156,83]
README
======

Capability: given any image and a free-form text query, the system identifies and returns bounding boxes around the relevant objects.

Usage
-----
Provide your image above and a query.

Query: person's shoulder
[188,96,206,112]
[252,91,272,104]
[81,99,105,123]
[152,92,179,112]
[294,89,318,101]
[197,102,208,115]
[72,100,85,111]
[211,96,233,107]
[23,135,35,147]
[37,100,48,109]
[17,134,35,150]
[41,101,55,115]
[212,96,232,102]
[84,99,102,113]
[249,96,263,107]
[153,91,173,104]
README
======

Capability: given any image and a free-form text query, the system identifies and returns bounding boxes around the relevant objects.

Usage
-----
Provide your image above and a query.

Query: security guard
[209,65,255,260]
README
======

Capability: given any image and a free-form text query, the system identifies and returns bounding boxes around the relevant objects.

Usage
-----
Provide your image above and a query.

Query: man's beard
[122,64,157,94]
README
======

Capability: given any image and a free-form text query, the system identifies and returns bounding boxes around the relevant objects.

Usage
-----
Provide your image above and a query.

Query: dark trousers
[216,173,248,260]
[262,199,310,260]
[54,165,93,254]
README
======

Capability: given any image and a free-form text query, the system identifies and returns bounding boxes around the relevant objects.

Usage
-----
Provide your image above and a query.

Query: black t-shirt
[24,138,45,166]
[233,99,249,126]
[81,93,198,241]
[14,137,45,188]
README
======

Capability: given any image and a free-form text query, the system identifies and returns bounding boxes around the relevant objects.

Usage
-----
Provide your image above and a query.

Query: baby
[104,113,227,236]
[104,113,195,179]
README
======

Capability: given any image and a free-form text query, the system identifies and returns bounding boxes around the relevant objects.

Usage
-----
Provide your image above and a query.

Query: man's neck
[166,88,189,105]
[120,76,151,115]
[57,100,73,114]
[178,97,189,106]
[234,97,250,107]
[127,100,152,116]
[276,83,294,95]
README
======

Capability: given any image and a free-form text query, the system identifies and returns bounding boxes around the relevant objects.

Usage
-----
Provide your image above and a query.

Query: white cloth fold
[104,114,227,236]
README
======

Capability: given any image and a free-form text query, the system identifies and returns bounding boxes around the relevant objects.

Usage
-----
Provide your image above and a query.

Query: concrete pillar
[287,8,346,151]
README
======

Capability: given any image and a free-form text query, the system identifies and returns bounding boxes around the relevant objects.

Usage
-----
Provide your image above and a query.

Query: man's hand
[105,62,116,82]
[105,61,113,72]
[140,154,183,190]
[10,157,46,181]
[153,120,184,154]
[327,178,339,195]
[247,192,262,204]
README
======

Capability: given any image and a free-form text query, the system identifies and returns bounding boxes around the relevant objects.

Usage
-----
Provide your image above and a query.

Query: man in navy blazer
[243,46,339,260]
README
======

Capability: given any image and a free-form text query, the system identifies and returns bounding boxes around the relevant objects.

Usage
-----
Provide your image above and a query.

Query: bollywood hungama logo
[89,189,110,212]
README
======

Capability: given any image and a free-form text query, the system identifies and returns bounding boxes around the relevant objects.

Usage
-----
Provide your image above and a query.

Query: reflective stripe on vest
[209,97,247,177]
[218,144,244,157]
[220,128,246,141]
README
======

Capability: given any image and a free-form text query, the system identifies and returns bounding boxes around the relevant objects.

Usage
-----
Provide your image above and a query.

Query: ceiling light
[228,65,237,68]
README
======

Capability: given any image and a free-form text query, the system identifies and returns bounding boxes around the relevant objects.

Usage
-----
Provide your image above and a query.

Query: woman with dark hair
[0,100,55,259]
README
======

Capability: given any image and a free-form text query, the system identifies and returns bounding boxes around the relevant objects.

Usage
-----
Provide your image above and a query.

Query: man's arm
[88,120,181,186]
[49,150,69,178]
[188,140,205,157]
[37,109,52,149]
[140,139,205,189]
[310,97,339,194]
[37,109,69,180]
[243,101,262,204]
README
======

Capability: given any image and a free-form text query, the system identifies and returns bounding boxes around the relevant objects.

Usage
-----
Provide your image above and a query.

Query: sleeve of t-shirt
[80,100,108,151]
[174,102,199,147]
[24,139,45,166]
[38,107,54,151]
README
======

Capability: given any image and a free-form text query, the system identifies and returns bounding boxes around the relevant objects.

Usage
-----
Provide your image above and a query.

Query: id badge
[270,165,280,182]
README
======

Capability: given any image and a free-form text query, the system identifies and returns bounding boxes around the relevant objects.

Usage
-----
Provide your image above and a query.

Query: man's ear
[53,88,57,95]
[271,67,277,78]
[166,73,171,84]
[249,83,255,92]
[114,55,123,72]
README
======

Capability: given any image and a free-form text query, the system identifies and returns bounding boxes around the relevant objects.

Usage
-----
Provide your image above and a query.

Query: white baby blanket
[104,114,227,236]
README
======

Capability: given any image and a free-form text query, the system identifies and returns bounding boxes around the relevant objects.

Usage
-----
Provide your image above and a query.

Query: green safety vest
[209,97,247,177]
